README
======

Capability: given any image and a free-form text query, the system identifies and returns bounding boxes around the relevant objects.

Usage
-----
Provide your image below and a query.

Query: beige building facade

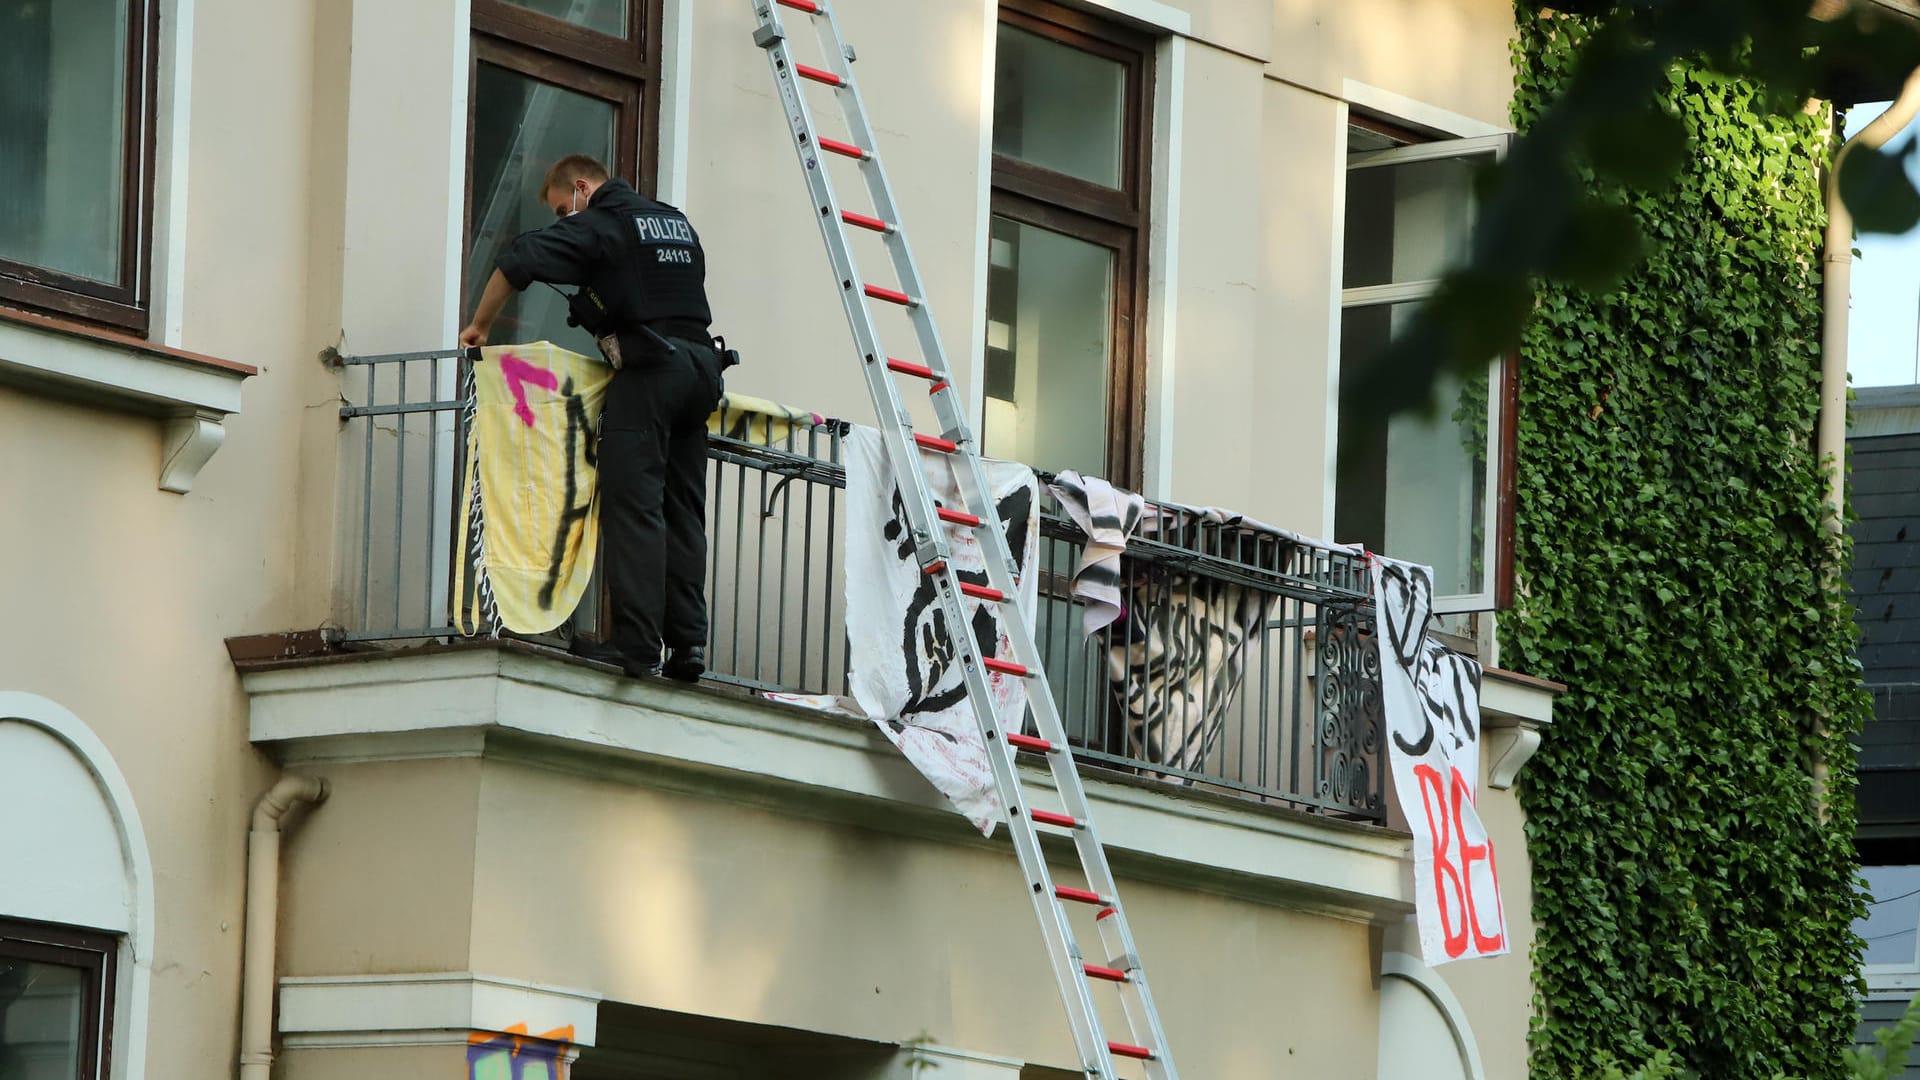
[0,0,1557,1078]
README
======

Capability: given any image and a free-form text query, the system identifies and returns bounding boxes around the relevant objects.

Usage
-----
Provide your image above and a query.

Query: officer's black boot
[663,645,705,683]
[571,638,662,678]
[569,638,622,667]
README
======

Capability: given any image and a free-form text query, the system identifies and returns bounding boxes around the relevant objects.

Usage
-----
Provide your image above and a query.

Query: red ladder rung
[1008,733,1054,753]
[937,507,981,527]
[983,657,1029,678]
[1084,963,1129,983]
[1108,1042,1154,1061]
[886,358,935,380]
[864,283,915,306]
[959,582,1005,602]
[1096,907,1119,921]
[1053,884,1103,905]
[841,210,891,233]
[913,433,957,453]
[928,380,950,394]
[796,63,844,87]
[1030,809,1079,829]
[776,0,821,11]
[818,137,868,160]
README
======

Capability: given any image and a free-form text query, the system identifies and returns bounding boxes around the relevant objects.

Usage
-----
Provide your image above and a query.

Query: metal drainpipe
[239,776,330,1080]
[1816,68,1920,806]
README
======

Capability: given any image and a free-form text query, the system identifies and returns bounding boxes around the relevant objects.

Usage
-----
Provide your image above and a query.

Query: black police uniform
[494,178,723,673]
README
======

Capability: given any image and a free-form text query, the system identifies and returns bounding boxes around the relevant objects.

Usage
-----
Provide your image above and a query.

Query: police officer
[460,154,722,681]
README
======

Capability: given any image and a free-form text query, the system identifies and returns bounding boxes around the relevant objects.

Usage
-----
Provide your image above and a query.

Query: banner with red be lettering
[1372,555,1509,966]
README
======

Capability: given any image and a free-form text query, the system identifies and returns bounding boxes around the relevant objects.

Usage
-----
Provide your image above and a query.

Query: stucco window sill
[0,307,255,493]
[1480,666,1561,790]
[237,642,1417,923]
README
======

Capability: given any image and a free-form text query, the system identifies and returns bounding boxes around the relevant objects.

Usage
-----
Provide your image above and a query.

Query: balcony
[294,348,1393,824]
[230,349,1560,1075]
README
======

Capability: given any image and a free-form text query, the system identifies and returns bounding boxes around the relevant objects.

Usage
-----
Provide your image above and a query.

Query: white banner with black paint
[771,426,1039,836]
[1373,555,1509,965]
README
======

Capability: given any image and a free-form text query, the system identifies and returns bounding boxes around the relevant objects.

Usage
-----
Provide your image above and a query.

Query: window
[1336,118,1514,613]
[465,0,662,356]
[0,919,117,1080]
[0,0,157,331]
[1857,861,1920,973]
[984,0,1153,487]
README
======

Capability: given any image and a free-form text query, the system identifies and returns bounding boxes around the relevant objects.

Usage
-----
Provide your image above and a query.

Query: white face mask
[568,188,583,217]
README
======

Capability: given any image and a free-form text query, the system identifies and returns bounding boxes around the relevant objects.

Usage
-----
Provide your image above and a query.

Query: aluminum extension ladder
[748,3,1178,1077]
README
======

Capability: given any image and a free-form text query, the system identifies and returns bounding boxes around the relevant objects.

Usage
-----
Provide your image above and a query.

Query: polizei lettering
[633,213,696,245]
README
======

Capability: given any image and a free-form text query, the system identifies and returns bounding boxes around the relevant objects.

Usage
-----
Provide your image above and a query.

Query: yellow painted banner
[454,342,611,636]
[453,343,827,637]
[708,390,823,446]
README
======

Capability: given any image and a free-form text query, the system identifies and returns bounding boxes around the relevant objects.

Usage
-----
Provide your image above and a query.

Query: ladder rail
[751,5,1180,1075]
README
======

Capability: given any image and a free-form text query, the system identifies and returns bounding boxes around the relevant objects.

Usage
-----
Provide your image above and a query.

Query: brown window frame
[464,0,665,258]
[1337,112,1519,612]
[990,0,1154,489]
[0,0,160,334]
[0,917,119,1080]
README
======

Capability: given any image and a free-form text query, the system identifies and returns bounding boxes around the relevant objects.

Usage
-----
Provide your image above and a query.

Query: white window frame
[1860,863,1920,983]
[1337,131,1511,614]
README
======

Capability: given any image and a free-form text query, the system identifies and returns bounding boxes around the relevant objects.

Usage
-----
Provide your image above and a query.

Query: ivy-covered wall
[1506,8,1874,1078]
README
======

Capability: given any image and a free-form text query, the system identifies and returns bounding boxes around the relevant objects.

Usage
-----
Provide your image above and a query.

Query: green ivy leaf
[1583,103,1692,190]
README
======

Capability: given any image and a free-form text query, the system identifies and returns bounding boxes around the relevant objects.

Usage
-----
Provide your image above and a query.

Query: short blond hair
[540,154,609,200]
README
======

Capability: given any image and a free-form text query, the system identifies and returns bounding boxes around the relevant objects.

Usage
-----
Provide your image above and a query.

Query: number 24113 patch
[655,248,693,264]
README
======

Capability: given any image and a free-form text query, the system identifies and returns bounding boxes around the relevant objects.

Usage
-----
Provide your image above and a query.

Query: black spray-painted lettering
[879,484,1035,719]
[1382,561,1437,756]
[538,377,599,610]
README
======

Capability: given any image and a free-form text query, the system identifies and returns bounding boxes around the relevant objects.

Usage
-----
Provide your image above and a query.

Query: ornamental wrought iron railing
[330,348,1385,821]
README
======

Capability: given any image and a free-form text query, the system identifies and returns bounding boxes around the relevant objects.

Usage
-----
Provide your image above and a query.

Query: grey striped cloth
[1047,471,1146,637]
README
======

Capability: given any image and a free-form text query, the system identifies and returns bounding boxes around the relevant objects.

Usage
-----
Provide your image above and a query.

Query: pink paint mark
[499,352,559,427]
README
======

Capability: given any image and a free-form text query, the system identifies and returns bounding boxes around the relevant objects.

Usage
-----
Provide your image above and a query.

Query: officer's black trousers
[597,342,723,667]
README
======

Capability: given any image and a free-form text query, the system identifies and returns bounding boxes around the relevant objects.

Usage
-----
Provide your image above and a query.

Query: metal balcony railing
[332,349,1386,822]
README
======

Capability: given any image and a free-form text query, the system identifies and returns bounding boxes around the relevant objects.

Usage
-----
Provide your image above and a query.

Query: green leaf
[1550,202,1647,293]
[1583,103,1692,190]
[1838,143,1920,236]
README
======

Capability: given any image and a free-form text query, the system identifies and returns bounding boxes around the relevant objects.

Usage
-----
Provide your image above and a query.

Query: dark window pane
[499,0,627,39]
[993,24,1125,189]
[1342,154,1477,289]
[0,0,130,284]
[980,215,1113,476]
[467,62,618,356]
[0,958,85,1080]
[1337,303,1489,598]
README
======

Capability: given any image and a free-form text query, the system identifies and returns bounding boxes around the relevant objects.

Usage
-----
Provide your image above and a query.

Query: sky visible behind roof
[1846,100,1920,388]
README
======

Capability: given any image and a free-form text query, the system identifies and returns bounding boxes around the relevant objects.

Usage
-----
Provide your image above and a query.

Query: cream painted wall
[278,758,482,976]
[281,1044,470,1080]
[1162,45,1267,513]
[0,2,331,1078]
[271,755,1384,1079]
[1268,0,1516,129]
[1255,80,1342,534]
